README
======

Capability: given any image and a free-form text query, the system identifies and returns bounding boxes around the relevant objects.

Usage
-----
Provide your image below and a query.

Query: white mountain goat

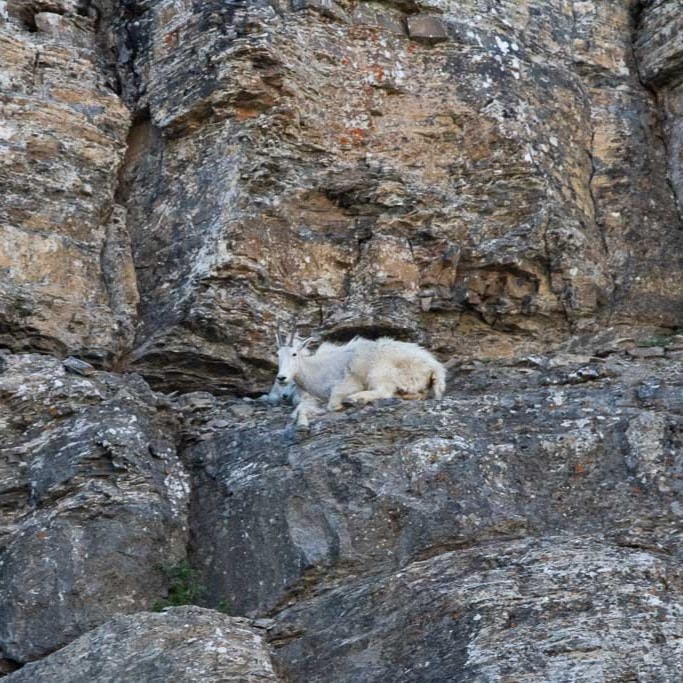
[274,325,446,429]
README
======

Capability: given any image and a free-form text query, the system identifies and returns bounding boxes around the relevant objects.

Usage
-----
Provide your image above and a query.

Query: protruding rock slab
[187,355,683,619]
[406,14,448,44]
[6,607,279,682]
[270,538,683,682]
[0,354,189,663]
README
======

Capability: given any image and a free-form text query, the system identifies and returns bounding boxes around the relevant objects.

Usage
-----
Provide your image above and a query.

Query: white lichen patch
[164,466,191,521]
[625,412,667,490]
[400,436,475,487]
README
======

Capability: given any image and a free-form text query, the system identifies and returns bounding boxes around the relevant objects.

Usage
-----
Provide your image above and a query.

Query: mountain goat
[274,325,446,429]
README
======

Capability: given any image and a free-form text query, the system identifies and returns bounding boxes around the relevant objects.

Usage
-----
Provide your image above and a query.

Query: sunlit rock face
[2,1,682,393]
[102,0,682,394]
[0,0,136,364]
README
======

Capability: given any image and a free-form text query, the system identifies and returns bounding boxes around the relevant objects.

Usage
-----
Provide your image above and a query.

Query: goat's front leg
[292,392,326,431]
[328,375,364,411]
[291,404,310,431]
[397,391,424,400]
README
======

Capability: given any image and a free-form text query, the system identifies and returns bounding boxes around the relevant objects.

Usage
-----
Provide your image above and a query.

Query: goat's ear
[299,337,315,351]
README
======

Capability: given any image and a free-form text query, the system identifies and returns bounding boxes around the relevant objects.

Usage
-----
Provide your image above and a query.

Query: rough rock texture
[274,538,683,681]
[185,350,683,680]
[636,0,683,218]
[2,0,682,392]
[0,1,136,363]
[100,0,683,394]
[0,354,189,665]
[1,0,683,681]
[5,607,278,682]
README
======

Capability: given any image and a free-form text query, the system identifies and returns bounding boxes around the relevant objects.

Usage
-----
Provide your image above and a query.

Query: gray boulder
[0,355,189,664]
[6,607,278,682]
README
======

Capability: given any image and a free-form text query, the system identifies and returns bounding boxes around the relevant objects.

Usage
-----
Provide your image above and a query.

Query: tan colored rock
[0,4,135,363]
[2,1,682,394]
[106,1,683,394]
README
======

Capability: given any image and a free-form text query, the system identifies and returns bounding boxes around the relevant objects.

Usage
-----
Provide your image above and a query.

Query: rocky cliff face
[1,0,683,681]
[1,0,136,363]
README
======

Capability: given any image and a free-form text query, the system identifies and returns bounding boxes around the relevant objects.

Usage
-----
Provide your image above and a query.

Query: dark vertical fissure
[630,0,683,228]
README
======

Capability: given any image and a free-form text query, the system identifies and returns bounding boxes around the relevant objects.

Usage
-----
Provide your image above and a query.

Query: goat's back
[348,337,443,385]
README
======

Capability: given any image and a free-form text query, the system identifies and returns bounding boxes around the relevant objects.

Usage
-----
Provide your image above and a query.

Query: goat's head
[275,324,313,385]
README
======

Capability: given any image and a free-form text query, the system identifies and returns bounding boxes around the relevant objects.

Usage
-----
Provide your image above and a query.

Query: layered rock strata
[0,0,136,363]
[108,0,683,394]
[0,1,683,681]
[0,354,188,665]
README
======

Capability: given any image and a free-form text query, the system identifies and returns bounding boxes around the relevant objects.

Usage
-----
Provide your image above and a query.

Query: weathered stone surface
[627,345,666,358]
[0,0,136,364]
[406,14,449,44]
[635,0,683,88]
[1,2,683,681]
[351,4,406,35]
[3,0,683,393]
[636,0,683,219]
[0,354,189,664]
[280,538,683,683]
[6,607,278,682]
[293,0,350,22]
[179,352,683,680]
[102,0,683,395]
[187,354,683,629]
[272,538,683,682]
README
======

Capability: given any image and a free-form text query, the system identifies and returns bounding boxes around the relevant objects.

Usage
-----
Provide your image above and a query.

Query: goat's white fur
[260,377,326,430]
[290,389,326,430]
[276,334,446,428]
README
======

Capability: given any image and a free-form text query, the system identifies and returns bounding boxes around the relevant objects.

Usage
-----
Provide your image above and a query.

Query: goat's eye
[292,353,297,357]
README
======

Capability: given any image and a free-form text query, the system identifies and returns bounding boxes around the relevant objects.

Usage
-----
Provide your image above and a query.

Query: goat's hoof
[282,425,302,444]
[341,397,358,408]
[295,423,310,433]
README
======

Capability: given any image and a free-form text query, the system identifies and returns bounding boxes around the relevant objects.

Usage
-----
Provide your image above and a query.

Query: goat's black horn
[288,319,299,345]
